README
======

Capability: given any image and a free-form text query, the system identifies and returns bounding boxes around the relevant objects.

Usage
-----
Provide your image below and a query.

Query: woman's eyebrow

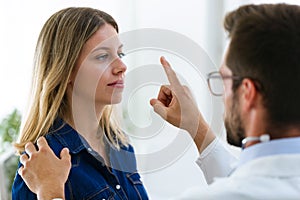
[91,44,123,53]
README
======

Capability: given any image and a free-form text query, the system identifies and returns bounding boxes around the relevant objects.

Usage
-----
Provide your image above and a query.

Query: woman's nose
[112,57,127,75]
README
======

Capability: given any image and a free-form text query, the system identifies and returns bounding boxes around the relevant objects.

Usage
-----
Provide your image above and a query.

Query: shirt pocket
[126,172,149,200]
[85,185,115,200]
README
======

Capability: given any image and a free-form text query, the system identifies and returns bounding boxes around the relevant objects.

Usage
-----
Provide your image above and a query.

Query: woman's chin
[109,97,123,105]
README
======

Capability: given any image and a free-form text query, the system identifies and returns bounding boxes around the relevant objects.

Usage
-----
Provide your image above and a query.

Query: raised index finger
[160,56,183,89]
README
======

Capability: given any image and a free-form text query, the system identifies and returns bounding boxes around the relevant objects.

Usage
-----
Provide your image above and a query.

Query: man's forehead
[220,64,232,75]
[220,44,232,75]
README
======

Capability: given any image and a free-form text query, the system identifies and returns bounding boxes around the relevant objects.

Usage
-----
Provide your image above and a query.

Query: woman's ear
[68,68,77,86]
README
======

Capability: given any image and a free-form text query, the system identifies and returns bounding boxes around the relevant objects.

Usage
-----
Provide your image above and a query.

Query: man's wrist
[37,193,64,200]
[193,121,215,153]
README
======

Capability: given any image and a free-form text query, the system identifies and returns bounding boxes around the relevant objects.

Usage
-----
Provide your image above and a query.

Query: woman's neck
[65,104,110,165]
[67,97,104,135]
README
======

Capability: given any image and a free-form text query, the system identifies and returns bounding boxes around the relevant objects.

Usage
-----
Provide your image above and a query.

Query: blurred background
[1,0,299,199]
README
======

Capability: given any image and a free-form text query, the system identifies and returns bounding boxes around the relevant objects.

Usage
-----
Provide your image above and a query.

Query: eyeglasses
[207,71,242,96]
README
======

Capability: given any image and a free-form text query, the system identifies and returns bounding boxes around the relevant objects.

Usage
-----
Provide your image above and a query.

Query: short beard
[225,92,245,147]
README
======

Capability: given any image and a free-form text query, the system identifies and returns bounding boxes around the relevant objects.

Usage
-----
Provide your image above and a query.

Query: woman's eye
[96,54,109,61]
[118,52,126,58]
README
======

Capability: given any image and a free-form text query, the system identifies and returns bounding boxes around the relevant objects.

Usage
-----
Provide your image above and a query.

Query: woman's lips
[107,80,124,88]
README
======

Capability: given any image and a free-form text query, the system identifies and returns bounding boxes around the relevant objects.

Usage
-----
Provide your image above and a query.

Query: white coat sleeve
[196,137,239,184]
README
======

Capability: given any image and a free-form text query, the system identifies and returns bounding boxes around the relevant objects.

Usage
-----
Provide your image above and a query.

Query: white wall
[120,1,224,199]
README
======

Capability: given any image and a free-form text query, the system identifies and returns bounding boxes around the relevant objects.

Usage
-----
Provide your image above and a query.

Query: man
[17,3,300,199]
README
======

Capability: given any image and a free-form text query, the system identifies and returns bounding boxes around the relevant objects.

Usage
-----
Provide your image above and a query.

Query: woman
[12,7,148,200]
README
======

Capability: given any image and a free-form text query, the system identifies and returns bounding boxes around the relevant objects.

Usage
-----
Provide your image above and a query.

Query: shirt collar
[49,118,137,172]
[237,136,300,167]
[49,118,87,154]
[50,118,120,159]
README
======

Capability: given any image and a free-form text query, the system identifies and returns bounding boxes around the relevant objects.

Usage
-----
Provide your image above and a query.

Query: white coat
[175,139,300,200]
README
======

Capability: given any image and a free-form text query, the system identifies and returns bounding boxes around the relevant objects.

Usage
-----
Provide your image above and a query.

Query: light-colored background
[1,0,299,199]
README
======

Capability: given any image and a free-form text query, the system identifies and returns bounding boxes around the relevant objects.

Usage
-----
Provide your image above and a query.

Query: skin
[221,63,246,147]
[150,57,215,153]
[18,137,71,200]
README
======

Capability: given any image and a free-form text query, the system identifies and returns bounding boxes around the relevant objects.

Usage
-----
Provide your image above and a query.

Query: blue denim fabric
[12,118,149,200]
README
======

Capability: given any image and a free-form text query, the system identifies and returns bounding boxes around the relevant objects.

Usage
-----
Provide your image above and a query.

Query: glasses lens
[209,76,224,96]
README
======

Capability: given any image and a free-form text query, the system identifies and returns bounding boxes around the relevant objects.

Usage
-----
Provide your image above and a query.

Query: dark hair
[224,4,300,130]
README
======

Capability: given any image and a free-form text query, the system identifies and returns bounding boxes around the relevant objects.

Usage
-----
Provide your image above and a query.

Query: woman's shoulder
[43,118,78,156]
[120,142,135,153]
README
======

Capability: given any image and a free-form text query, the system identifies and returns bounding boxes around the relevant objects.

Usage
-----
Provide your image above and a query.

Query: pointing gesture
[150,56,215,152]
[160,56,182,89]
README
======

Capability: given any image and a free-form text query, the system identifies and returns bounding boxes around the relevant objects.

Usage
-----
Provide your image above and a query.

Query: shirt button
[116,184,121,190]
[87,147,92,152]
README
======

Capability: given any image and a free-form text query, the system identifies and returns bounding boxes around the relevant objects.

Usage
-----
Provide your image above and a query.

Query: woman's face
[70,23,126,107]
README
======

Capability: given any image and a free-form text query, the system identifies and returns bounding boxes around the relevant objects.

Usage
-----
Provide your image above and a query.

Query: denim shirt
[12,119,149,200]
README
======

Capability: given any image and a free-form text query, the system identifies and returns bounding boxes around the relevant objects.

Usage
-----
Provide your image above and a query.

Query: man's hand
[150,56,215,152]
[18,137,71,200]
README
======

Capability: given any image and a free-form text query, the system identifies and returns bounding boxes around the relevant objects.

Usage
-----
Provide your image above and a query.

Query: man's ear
[240,78,259,111]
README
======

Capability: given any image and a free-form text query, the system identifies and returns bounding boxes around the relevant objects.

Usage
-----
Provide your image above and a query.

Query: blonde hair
[15,7,128,154]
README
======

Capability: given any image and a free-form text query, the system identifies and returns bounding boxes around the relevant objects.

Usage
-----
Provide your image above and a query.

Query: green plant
[0,109,22,198]
[0,109,21,153]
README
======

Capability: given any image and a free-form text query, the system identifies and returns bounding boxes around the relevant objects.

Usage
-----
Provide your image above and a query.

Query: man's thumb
[150,99,168,120]
[60,148,71,162]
